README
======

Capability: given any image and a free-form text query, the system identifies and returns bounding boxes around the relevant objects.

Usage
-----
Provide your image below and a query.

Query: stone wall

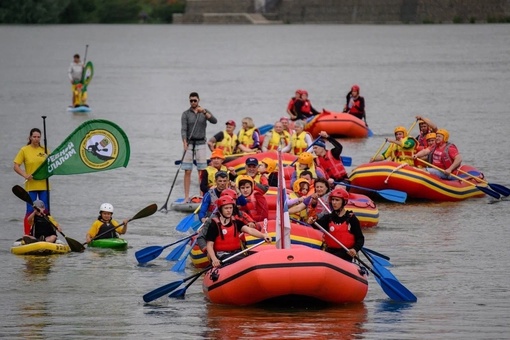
[174,0,510,24]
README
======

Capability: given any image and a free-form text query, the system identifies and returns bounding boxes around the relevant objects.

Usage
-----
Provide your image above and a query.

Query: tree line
[0,0,185,24]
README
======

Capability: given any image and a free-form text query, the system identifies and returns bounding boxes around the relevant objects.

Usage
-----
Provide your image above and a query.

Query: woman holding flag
[13,128,50,235]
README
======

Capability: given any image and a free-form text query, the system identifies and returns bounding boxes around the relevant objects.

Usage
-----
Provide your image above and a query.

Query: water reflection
[23,256,56,281]
[204,302,368,339]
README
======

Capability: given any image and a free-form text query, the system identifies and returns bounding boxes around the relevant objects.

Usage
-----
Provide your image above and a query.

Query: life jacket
[294,164,321,182]
[315,150,347,180]
[324,213,355,249]
[300,100,313,116]
[238,127,257,148]
[266,130,290,150]
[288,192,308,221]
[239,193,257,221]
[429,143,455,169]
[387,137,418,166]
[291,131,311,155]
[416,133,427,148]
[307,193,330,220]
[211,216,241,252]
[31,215,56,238]
[96,221,119,239]
[208,188,221,213]
[347,97,363,117]
[205,165,228,189]
[215,131,237,156]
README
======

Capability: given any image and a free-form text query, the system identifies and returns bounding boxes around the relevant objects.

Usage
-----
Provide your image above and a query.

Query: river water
[1,24,509,339]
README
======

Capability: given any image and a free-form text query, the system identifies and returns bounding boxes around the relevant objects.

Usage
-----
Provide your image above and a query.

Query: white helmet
[99,203,114,213]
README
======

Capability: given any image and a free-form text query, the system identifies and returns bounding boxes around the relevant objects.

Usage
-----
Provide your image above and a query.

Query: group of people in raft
[371,115,463,180]
[286,85,367,126]
[197,117,364,266]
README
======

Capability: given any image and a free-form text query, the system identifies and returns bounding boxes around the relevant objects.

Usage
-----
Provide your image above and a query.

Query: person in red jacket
[343,85,366,125]
[236,175,269,222]
[313,131,348,183]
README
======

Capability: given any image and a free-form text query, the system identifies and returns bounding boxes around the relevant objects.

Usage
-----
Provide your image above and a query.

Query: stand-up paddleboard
[67,105,91,113]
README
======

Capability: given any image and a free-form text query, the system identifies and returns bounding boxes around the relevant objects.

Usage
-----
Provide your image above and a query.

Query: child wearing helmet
[258,157,278,187]
[236,175,268,222]
[289,151,327,188]
[85,203,128,243]
[22,200,62,244]
[314,188,364,262]
[371,126,418,166]
[205,195,271,268]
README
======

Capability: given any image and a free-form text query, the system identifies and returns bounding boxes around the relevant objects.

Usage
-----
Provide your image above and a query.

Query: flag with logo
[275,148,291,249]
[32,119,130,180]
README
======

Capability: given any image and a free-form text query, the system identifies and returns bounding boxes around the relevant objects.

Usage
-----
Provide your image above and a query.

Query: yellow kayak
[11,239,71,255]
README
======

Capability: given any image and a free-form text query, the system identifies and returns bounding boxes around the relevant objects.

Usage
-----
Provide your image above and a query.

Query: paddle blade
[168,287,186,299]
[488,183,510,197]
[143,280,184,303]
[191,220,203,232]
[371,262,417,302]
[363,247,390,261]
[135,246,164,264]
[368,128,374,137]
[476,185,500,199]
[66,237,86,253]
[171,238,197,272]
[363,249,392,267]
[131,203,158,221]
[166,241,187,261]
[341,156,352,167]
[378,189,407,204]
[176,213,198,232]
[12,185,33,204]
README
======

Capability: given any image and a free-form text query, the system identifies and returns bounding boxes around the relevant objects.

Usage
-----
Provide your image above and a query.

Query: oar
[174,152,256,166]
[143,240,266,303]
[165,239,188,261]
[313,221,416,302]
[135,233,197,264]
[168,271,202,299]
[363,247,390,261]
[84,203,158,246]
[175,205,201,232]
[457,169,510,197]
[171,237,198,272]
[160,149,187,213]
[12,185,85,252]
[334,182,407,204]
[416,159,500,199]
[362,248,392,267]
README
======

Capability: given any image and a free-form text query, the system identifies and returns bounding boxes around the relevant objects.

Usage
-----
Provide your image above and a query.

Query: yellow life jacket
[215,131,238,156]
[267,130,290,150]
[291,131,311,155]
[206,165,228,189]
[238,127,256,147]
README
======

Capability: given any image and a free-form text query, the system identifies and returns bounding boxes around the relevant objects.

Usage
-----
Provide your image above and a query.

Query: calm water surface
[1,24,510,339]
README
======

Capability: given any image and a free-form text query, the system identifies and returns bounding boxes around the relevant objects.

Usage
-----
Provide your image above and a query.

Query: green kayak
[88,238,128,250]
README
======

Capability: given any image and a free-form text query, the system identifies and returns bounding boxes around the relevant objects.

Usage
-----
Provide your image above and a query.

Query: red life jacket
[315,150,347,180]
[239,194,257,220]
[324,219,355,249]
[210,216,241,252]
[429,143,455,169]
[348,98,363,116]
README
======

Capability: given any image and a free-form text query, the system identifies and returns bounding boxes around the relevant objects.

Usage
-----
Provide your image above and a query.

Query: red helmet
[351,85,360,92]
[216,195,235,209]
[220,188,238,200]
[329,188,349,203]
[301,89,308,96]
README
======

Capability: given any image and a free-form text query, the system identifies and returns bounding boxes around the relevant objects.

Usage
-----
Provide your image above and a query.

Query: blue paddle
[135,233,197,264]
[166,240,188,261]
[143,240,266,303]
[460,169,510,197]
[171,237,198,272]
[175,206,200,232]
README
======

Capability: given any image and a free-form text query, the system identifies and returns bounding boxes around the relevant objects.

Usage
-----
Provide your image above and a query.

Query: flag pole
[41,116,50,214]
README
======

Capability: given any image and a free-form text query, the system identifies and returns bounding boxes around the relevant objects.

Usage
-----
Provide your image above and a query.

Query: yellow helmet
[297,152,314,166]
[236,175,254,187]
[293,178,310,193]
[425,132,436,141]
[436,129,449,142]
[394,126,407,137]
[261,157,276,173]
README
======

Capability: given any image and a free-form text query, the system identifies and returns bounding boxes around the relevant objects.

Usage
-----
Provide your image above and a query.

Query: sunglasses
[190,99,198,103]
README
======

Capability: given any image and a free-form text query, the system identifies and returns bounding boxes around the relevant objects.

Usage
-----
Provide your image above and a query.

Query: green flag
[32,119,130,180]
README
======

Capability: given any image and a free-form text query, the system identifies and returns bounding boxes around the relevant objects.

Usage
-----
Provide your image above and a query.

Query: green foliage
[59,0,98,23]
[452,16,463,24]
[97,0,141,23]
[0,0,69,23]
[150,0,185,23]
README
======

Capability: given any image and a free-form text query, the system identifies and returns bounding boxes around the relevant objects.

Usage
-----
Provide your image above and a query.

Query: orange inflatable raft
[349,161,485,201]
[202,245,369,305]
[305,110,370,138]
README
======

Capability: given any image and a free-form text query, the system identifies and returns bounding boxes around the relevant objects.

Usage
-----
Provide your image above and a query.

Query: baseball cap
[245,157,259,166]
[226,120,236,127]
[314,140,326,148]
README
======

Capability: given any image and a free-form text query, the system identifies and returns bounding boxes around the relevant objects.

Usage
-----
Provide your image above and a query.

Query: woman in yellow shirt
[13,128,50,235]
